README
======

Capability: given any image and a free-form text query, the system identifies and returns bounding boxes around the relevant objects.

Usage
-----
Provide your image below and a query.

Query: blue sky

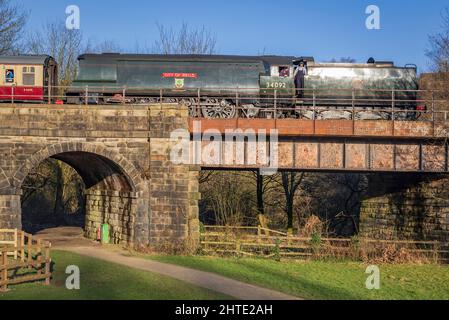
[17,0,449,72]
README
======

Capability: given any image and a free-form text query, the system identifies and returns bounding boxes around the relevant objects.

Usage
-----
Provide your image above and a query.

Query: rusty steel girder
[191,119,449,173]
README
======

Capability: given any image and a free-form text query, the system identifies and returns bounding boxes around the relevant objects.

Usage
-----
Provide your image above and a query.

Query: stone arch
[12,142,149,245]
[12,142,146,194]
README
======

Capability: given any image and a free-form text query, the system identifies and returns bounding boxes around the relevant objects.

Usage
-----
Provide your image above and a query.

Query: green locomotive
[67,53,419,119]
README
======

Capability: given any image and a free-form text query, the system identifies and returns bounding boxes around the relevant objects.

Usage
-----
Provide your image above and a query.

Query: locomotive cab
[259,57,299,100]
[271,65,294,78]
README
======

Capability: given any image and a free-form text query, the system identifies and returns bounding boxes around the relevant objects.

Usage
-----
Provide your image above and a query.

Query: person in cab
[294,61,307,98]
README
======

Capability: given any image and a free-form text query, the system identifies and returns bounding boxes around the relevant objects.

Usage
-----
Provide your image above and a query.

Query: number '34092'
[266,82,286,89]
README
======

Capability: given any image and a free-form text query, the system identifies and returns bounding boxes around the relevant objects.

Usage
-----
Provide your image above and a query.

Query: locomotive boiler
[64,53,420,119]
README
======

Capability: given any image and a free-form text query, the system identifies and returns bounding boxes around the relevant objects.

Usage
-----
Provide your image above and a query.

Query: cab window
[270,65,290,77]
[23,66,36,86]
[279,66,290,77]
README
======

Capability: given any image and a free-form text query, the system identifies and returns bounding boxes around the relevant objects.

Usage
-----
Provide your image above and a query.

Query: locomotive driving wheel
[201,98,236,119]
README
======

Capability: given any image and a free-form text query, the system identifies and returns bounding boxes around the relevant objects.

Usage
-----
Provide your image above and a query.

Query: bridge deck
[189,119,449,139]
[190,119,449,173]
[0,104,447,173]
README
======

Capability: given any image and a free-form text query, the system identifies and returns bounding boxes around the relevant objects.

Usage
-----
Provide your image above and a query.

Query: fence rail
[0,229,51,292]
[1,85,449,121]
[201,226,449,263]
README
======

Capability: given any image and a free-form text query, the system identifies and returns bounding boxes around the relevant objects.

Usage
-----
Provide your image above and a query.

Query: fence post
[1,249,7,292]
[236,240,241,257]
[27,234,33,267]
[37,249,42,277]
[45,244,51,285]
[287,229,292,246]
[13,229,17,260]
[433,241,439,264]
[20,231,25,262]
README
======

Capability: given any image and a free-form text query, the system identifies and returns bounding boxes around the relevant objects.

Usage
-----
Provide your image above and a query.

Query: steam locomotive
[0,53,420,119]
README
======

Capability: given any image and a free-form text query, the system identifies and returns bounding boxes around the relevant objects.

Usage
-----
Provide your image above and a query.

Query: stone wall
[360,177,449,241]
[85,190,138,244]
[148,104,200,250]
[0,194,21,230]
[0,104,201,250]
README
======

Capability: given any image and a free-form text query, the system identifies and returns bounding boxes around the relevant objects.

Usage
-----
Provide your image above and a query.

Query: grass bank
[149,255,449,300]
[0,250,230,300]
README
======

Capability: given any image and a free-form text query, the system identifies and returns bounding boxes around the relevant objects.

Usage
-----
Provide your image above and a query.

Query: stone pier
[359,174,449,241]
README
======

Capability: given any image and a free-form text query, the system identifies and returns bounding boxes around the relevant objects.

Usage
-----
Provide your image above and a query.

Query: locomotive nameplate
[162,73,198,78]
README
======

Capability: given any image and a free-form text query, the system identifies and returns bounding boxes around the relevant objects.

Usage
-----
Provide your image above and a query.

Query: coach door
[0,65,17,101]
[45,59,58,102]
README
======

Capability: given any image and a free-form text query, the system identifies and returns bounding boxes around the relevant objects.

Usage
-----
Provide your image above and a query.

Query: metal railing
[0,85,448,121]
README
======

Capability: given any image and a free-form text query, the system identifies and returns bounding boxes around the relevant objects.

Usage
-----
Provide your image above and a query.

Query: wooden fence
[201,226,449,263]
[0,229,52,292]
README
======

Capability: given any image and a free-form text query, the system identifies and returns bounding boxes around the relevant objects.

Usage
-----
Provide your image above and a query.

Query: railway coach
[0,55,58,103]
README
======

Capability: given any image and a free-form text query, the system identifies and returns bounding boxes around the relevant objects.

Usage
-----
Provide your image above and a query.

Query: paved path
[63,246,300,300]
[34,227,100,248]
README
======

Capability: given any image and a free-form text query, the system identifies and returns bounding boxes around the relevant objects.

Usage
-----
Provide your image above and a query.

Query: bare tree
[279,172,305,231]
[200,171,256,226]
[27,21,83,87]
[248,170,279,216]
[0,0,27,54]
[86,39,124,54]
[199,170,215,184]
[426,7,449,72]
[153,22,217,54]
[22,159,85,233]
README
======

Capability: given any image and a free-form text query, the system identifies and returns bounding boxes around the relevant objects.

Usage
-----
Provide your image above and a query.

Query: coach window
[5,69,15,83]
[23,66,36,86]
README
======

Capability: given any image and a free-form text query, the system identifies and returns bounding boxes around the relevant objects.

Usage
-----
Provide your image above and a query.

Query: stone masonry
[0,103,199,249]
[0,103,447,248]
[148,104,200,249]
[360,174,449,242]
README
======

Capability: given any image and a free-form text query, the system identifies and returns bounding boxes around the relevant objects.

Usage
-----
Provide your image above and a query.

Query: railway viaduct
[0,103,448,248]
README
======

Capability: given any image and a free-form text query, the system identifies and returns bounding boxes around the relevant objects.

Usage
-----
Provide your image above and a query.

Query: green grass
[0,250,230,300]
[148,255,449,300]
